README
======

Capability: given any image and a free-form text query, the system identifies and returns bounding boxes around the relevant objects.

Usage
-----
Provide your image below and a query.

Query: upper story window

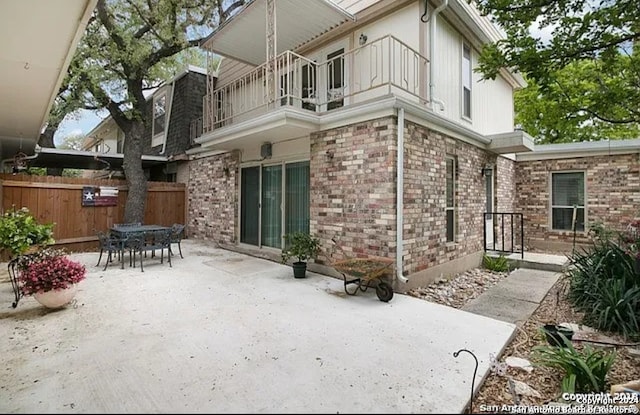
[551,172,585,231]
[94,140,104,153]
[152,92,167,146]
[462,43,472,119]
[327,48,344,110]
[446,156,457,242]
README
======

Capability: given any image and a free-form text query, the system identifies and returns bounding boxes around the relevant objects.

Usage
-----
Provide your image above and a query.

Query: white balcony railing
[203,35,429,133]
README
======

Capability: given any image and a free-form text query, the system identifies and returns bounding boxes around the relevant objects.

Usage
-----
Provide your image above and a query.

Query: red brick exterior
[402,122,497,275]
[310,117,397,265]
[516,154,640,248]
[310,116,501,277]
[496,156,516,213]
[187,151,239,244]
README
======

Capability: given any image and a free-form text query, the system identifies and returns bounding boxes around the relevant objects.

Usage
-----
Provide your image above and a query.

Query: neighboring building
[82,65,209,181]
[186,0,534,290]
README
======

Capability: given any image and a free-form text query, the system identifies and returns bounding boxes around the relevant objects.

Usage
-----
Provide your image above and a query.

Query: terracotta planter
[33,285,78,308]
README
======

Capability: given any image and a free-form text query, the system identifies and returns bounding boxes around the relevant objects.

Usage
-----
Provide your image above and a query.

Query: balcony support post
[266,0,277,105]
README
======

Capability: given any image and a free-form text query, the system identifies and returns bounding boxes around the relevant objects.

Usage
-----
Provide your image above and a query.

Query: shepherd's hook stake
[453,349,478,414]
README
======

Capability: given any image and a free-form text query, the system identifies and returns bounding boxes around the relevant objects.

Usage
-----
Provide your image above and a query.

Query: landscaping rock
[505,356,533,373]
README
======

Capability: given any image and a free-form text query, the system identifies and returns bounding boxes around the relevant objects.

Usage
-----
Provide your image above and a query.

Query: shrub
[566,239,640,340]
[532,337,616,394]
[281,232,321,263]
[18,249,86,296]
[0,207,55,257]
[482,254,510,272]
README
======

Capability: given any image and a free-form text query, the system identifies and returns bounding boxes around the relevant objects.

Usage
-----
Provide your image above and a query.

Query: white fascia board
[516,139,640,161]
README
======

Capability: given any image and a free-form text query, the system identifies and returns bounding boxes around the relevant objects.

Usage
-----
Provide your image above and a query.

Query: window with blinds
[551,172,585,231]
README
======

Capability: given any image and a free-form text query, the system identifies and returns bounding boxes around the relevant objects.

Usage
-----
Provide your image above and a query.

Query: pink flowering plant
[17,248,86,296]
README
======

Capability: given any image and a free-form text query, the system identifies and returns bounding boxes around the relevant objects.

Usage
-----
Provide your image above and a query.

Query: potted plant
[0,207,55,259]
[281,231,321,278]
[16,248,86,308]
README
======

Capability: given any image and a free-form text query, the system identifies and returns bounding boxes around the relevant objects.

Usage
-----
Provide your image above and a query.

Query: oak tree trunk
[122,120,147,223]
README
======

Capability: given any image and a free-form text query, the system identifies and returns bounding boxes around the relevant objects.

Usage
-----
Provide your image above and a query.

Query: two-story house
[185,0,536,290]
[81,65,209,181]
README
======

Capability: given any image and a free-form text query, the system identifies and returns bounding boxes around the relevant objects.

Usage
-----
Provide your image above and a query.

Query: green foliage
[0,207,55,257]
[281,232,321,264]
[475,0,640,136]
[515,66,640,144]
[566,239,640,340]
[59,0,247,222]
[482,254,510,272]
[532,337,616,394]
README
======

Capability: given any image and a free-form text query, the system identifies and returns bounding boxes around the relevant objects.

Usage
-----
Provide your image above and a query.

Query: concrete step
[486,251,569,272]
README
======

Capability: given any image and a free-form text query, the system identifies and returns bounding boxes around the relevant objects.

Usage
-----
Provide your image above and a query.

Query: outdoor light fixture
[481,163,494,177]
[359,33,368,45]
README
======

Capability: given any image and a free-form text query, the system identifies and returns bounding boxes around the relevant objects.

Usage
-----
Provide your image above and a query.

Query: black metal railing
[483,212,524,259]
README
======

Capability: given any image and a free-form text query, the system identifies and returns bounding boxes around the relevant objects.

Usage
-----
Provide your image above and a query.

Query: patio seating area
[96,223,185,271]
[0,238,516,414]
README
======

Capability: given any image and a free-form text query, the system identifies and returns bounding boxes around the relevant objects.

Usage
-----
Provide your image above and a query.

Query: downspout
[396,107,408,284]
[422,0,448,111]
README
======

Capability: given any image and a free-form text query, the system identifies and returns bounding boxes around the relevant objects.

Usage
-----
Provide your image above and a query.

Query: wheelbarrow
[331,238,394,302]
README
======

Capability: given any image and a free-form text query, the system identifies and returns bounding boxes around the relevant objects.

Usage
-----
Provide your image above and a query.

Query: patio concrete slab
[462,269,560,325]
[0,240,515,414]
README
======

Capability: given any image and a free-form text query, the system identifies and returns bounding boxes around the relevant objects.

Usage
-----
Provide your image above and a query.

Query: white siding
[217,58,256,88]
[432,17,461,120]
[354,2,420,50]
[431,16,515,135]
[473,64,514,135]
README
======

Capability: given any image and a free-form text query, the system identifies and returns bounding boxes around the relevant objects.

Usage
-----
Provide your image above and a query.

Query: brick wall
[516,154,640,248]
[496,156,516,212]
[403,121,497,275]
[310,116,501,278]
[187,151,239,244]
[310,117,397,266]
[494,156,521,251]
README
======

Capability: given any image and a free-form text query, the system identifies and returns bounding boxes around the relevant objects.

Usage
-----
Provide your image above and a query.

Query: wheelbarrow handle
[331,237,349,257]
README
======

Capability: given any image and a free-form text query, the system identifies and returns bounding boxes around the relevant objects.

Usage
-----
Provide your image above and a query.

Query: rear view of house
[186,0,535,289]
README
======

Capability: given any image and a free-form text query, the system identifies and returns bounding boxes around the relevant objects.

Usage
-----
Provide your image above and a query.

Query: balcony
[202,35,428,136]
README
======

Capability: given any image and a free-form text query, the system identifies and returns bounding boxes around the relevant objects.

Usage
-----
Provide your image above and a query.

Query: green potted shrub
[281,231,321,278]
[0,207,55,259]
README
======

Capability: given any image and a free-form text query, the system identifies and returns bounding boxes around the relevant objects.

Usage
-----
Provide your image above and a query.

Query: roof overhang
[194,108,319,152]
[516,139,640,161]
[0,0,97,161]
[25,147,168,171]
[201,0,355,65]
[488,130,535,154]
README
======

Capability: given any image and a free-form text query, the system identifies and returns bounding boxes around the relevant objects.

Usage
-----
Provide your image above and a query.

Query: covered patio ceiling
[201,0,355,65]
[0,0,96,162]
[26,147,168,171]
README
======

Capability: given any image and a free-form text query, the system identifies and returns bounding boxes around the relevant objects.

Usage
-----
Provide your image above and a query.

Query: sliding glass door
[240,161,310,249]
[240,166,259,245]
[261,165,282,248]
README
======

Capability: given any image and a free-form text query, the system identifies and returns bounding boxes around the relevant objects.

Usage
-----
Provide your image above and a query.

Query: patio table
[110,225,172,269]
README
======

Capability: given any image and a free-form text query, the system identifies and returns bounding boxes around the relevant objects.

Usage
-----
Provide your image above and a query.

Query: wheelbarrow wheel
[376,281,393,302]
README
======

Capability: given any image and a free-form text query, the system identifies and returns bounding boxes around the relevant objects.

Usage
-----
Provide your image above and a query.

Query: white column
[266,0,277,104]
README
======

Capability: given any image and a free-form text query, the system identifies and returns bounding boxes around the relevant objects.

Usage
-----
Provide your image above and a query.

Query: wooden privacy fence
[0,174,186,253]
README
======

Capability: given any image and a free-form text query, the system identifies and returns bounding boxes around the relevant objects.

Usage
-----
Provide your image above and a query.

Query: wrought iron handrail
[203,34,429,132]
[483,212,524,259]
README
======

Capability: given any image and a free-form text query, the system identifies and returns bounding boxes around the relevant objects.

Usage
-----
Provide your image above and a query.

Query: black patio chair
[96,231,123,271]
[170,223,185,258]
